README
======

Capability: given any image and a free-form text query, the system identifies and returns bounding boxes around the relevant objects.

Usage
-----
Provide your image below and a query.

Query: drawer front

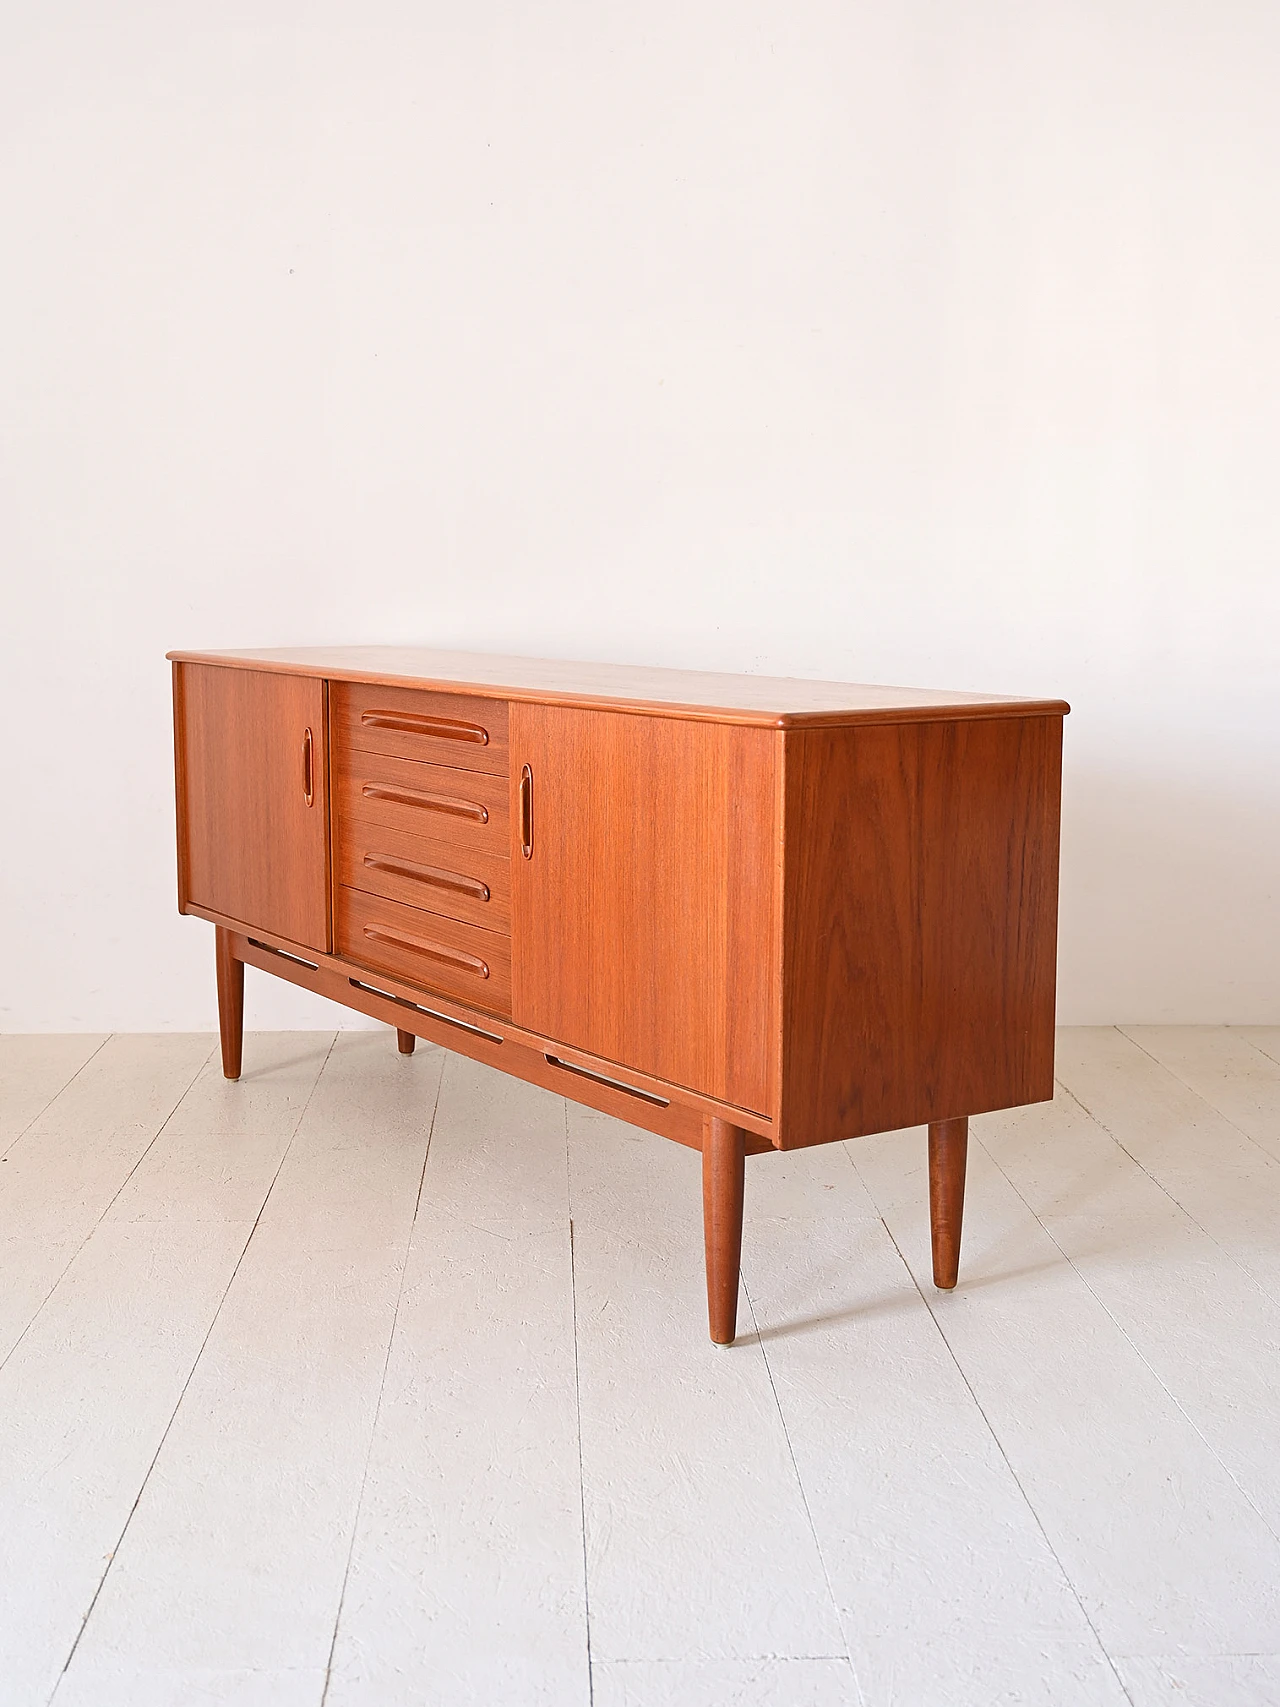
[334,681,508,774]
[336,821,510,933]
[336,887,512,1016]
[336,748,509,856]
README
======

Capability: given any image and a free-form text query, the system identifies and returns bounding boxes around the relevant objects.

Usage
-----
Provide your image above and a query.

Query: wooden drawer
[336,887,511,1017]
[336,820,510,933]
[335,748,509,856]
[333,680,508,774]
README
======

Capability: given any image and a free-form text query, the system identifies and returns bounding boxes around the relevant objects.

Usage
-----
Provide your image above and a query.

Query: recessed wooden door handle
[361,710,489,745]
[362,924,490,978]
[361,783,488,823]
[362,852,490,902]
[544,1054,668,1107]
[302,728,314,807]
[520,765,533,858]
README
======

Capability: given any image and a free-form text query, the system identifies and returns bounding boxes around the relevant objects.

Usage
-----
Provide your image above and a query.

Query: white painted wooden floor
[2,1029,1280,1707]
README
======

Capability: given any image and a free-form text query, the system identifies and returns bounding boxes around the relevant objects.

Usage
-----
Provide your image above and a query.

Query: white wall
[2,3,1277,1031]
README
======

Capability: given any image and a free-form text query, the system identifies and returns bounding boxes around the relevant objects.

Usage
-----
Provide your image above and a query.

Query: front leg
[214,926,245,1081]
[928,1117,969,1289]
[702,1118,746,1345]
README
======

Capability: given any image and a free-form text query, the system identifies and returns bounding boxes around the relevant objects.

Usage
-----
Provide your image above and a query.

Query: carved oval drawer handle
[363,852,490,902]
[361,783,489,823]
[363,924,490,979]
[361,710,489,745]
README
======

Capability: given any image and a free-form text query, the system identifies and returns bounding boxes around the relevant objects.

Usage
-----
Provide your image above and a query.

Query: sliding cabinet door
[175,663,330,951]
[510,704,777,1114]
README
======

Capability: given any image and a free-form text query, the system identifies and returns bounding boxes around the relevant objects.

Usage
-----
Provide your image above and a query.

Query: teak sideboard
[169,647,1068,1344]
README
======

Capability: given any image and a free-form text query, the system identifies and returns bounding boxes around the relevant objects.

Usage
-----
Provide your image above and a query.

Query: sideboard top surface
[168,647,1069,727]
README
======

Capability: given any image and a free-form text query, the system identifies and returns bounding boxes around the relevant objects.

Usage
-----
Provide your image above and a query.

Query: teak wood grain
[928,1117,969,1289]
[194,901,776,1144]
[227,927,766,1152]
[778,714,1063,1145]
[509,704,778,1116]
[170,645,1069,728]
[214,926,244,1081]
[335,887,512,1018]
[174,663,331,953]
[335,820,510,934]
[703,1119,747,1346]
[332,679,509,773]
[334,748,509,856]
[172,644,1069,1343]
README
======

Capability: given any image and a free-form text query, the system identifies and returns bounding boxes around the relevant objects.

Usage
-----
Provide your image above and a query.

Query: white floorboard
[0,1026,1277,1706]
[980,1083,1280,1539]
[51,1668,328,1707]
[1116,1653,1280,1707]
[568,1104,844,1666]
[1122,1024,1280,1165]
[325,1054,588,1707]
[855,1123,1280,1661]
[591,1657,859,1706]
[0,1035,217,1362]
[745,1142,1126,1706]
[1239,1026,1280,1070]
[0,1222,256,1699]
[0,1210,273,1700]
[1055,1027,1280,1304]
[13,1031,217,1153]
[0,1033,108,1148]
[55,1033,434,1704]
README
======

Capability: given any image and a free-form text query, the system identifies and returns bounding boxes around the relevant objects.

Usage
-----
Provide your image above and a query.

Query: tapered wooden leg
[703,1118,746,1345]
[214,926,244,1082]
[928,1116,969,1289]
[396,1028,416,1055]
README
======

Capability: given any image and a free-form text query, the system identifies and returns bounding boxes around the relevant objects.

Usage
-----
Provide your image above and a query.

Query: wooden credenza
[170,647,1068,1344]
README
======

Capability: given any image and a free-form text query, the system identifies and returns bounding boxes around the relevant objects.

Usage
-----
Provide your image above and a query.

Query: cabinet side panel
[780,716,1063,1146]
[510,704,776,1114]
[178,663,331,952]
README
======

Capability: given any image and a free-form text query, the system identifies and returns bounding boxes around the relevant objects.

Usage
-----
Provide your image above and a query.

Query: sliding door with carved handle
[173,664,330,951]
[509,703,778,1114]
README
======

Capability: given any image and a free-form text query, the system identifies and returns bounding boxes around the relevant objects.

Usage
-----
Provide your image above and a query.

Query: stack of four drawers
[331,682,513,1017]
